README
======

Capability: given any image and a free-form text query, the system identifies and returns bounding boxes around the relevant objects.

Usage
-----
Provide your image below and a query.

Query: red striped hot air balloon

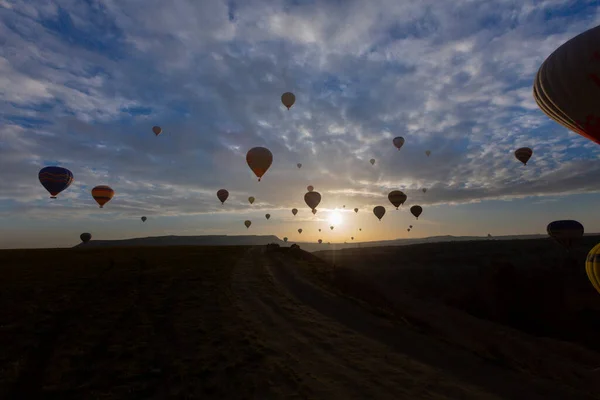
[91,185,114,208]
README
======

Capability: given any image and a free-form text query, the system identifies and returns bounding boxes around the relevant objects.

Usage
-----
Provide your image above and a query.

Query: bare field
[1,242,599,399]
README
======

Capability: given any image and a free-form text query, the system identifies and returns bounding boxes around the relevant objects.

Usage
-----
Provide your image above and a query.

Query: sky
[1,0,600,249]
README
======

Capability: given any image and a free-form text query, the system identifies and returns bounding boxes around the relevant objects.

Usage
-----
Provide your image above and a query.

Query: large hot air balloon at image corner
[533,25,600,146]
[91,185,114,208]
[38,166,74,199]
[246,147,273,181]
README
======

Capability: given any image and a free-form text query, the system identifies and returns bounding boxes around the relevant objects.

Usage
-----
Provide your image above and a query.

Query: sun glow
[328,210,343,226]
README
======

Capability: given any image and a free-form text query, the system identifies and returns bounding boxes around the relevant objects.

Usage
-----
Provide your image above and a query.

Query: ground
[1,241,599,399]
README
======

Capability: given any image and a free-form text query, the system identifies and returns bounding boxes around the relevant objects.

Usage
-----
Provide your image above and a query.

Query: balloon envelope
[265,214,270,220]
[284,237,288,242]
[354,208,358,213]
[585,242,600,295]
[297,163,302,169]
[515,147,533,165]
[141,216,147,222]
[312,209,317,215]
[91,185,114,208]
[292,208,298,216]
[370,158,375,165]
[425,150,431,157]
[318,239,322,244]
[547,220,584,249]
[393,137,405,150]
[422,188,427,193]
[410,205,423,219]
[307,185,314,192]
[217,189,229,204]
[388,190,407,209]
[244,220,252,228]
[152,126,162,136]
[298,228,303,234]
[304,191,321,210]
[281,92,296,109]
[248,196,255,204]
[246,147,273,181]
[80,233,91,243]
[39,166,74,198]
[373,206,386,221]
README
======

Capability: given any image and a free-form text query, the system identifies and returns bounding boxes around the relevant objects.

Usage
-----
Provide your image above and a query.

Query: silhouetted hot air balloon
[354,208,358,213]
[248,196,255,204]
[351,237,354,240]
[217,189,229,204]
[91,185,114,208]
[38,166,74,199]
[514,147,533,165]
[80,233,91,243]
[370,158,376,166]
[307,185,314,192]
[298,228,303,234]
[141,216,147,222]
[244,220,252,229]
[410,205,423,219]
[393,137,405,150]
[318,229,321,232]
[281,92,296,110]
[547,220,584,250]
[407,228,410,232]
[533,26,600,145]
[422,188,427,193]
[330,226,334,230]
[283,237,288,243]
[312,209,317,215]
[265,213,271,220]
[318,239,322,244]
[297,163,302,169]
[304,191,321,210]
[152,126,162,136]
[388,191,407,209]
[425,150,431,157]
[409,225,413,228]
[373,206,386,221]
[246,147,273,181]
[586,243,600,295]
[359,228,362,231]
[292,208,298,216]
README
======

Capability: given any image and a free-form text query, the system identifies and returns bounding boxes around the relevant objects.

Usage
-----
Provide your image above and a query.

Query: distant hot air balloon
[533,26,600,145]
[359,228,362,231]
[91,185,114,208]
[307,185,314,192]
[244,220,252,229]
[370,158,376,166]
[318,229,321,232]
[283,237,288,242]
[388,191,407,209]
[217,189,229,204]
[38,166,74,199]
[373,206,386,221]
[422,188,427,193]
[409,225,413,228]
[292,208,298,216]
[407,228,410,232]
[152,126,162,136]
[265,213,271,220]
[281,92,296,110]
[547,220,584,250]
[351,237,354,240]
[586,243,600,295]
[515,147,533,165]
[330,226,334,230]
[297,163,302,169]
[318,239,322,244]
[410,205,423,219]
[298,228,303,234]
[304,191,321,210]
[141,216,147,222]
[80,233,91,243]
[354,208,358,213]
[393,137,405,150]
[246,147,273,181]
[248,196,255,204]
[312,209,317,215]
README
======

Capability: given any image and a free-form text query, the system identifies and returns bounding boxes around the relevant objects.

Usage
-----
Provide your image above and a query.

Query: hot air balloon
[533,26,600,145]
[152,126,162,136]
[91,185,114,208]
[342,205,346,208]
[284,237,288,243]
[546,220,584,250]
[318,239,322,244]
[281,92,295,110]
[422,188,427,193]
[141,216,147,222]
[407,228,410,232]
[393,137,405,150]
[265,213,271,220]
[307,185,314,192]
[292,208,298,216]
[318,229,321,232]
[244,220,252,229]
[351,237,354,240]
[354,208,358,213]
[304,191,321,210]
[370,158,376,166]
[38,166,74,199]
[359,228,362,231]
[410,205,423,219]
[217,189,229,204]
[514,147,533,165]
[373,206,386,221]
[297,163,302,169]
[246,147,273,181]
[330,226,334,230]
[80,233,91,243]
[586,243,600,295]
[312,209,317,215]
[409,225,413,228]
[425,150,431,157]
[298,228,303,234]
[248,196,255,204]
[388,191,407,209]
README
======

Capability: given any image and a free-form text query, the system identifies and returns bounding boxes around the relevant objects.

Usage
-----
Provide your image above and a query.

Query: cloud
[1,0,599,229]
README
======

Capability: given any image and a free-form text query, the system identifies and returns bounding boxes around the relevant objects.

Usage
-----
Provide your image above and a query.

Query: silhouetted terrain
[1,240,600,399]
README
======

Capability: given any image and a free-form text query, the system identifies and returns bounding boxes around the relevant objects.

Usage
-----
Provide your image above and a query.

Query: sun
[328,210,343,226]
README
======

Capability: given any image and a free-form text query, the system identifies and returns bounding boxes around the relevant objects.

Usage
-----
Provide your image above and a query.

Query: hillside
[1,242,599,399]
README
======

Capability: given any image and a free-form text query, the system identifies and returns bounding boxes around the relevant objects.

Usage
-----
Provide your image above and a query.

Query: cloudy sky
[1,0,599,249]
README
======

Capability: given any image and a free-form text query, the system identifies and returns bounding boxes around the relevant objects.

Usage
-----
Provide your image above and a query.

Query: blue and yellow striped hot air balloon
[91,185,114,208]
[38,166,74,199]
